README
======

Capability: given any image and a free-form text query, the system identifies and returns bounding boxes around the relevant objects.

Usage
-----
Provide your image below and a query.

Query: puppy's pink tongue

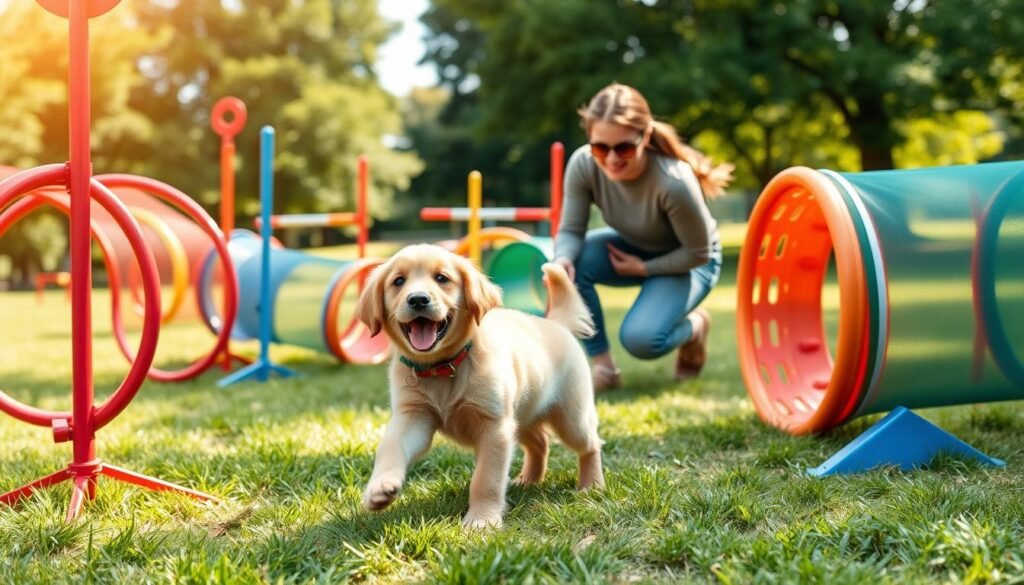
[408,319,439,351]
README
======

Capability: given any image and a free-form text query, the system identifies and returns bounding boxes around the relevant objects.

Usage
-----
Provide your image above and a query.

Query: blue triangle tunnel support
[217,360,296,388]
[807,406,1006,477]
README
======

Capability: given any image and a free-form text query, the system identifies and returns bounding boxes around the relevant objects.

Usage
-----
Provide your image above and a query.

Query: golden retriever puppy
[356,244,604,529]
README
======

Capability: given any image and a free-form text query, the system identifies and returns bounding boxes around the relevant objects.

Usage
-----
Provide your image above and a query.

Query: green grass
[2,245,1024,584]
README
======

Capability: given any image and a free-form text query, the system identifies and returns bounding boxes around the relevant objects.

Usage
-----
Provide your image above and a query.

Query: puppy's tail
[541,263,596,339]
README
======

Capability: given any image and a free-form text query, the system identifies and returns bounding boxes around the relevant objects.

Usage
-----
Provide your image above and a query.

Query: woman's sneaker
[592,364,622,393]
[675,308,711,380]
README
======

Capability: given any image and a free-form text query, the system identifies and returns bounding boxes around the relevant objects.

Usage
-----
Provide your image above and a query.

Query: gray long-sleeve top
[553,145,720,275]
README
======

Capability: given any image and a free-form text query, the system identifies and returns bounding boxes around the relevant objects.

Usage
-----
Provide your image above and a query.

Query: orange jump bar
[255,212,359,229]
[420,207,550,222]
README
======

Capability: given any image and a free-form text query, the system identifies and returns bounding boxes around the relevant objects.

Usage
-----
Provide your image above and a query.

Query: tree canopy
[128,0,422,221]
[3,0,1023,273]
[0,0,420,220]
[411,0,1022,207]
[0,0,421,283]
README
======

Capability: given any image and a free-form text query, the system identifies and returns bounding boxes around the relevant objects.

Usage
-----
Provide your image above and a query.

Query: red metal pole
[550,142,564,240]
[220,141,236,235]
[210,97,247,371]
[68,0,97,498]
[211,97,246,236]
[357,155,368,259]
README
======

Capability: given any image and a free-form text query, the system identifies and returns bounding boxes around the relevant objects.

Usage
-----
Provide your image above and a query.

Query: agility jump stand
[0,0,216,520]
[35,271,72,304]
[211,96,255,373]
[218,127,298,387]
[197,125,386,366]
[255,154,371,259]
[420,142,565,266]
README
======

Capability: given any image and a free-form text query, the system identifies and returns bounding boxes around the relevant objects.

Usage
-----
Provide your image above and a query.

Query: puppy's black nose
[407,293,431,309]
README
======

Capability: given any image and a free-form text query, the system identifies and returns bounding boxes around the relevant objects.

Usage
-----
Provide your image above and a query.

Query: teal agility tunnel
[484,236,553,316]
[737,163,1024,435]
[198,230,389,364]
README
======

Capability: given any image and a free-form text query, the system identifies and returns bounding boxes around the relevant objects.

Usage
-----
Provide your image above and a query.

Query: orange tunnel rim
[736,166,872,435]
[324,257,391,364]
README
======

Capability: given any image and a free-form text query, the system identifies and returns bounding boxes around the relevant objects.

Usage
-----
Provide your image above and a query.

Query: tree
[0,2,160,169]
[418,0,859,200]
[403,1,569,225]
[419,0,1022,200]
[129,0,423,226]
[0,2,157,286]
[1,0,422,281]
[729,0,1020,171]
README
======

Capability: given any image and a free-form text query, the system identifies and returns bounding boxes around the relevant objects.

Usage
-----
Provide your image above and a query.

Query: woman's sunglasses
[589,133,644,161]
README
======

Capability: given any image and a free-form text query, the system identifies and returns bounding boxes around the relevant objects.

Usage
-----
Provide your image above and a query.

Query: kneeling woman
[553,83,733,391]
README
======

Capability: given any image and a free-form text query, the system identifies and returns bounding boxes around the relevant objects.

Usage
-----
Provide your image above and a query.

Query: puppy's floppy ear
[456,256,503,324]
[356,260,390,336]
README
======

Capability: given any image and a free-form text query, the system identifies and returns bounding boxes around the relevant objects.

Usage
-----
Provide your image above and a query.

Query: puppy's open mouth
[401,314,452,352]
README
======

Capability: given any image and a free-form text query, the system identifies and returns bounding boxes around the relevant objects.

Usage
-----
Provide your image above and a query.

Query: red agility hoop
[0,192,129,382]
[0,181,226,384]
[0,176,239,383]
[2,0,217,521]
[96,174,238,383]
[0,167,155,430]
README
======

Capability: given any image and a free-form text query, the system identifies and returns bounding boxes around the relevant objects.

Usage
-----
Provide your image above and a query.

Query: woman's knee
[574,230,618,284]
[619,320,672,360]
[574,245,608,286]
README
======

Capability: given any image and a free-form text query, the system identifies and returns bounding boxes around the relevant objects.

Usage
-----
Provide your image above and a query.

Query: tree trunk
[12,253,38,290]
[847,95,897,172]
[846,103,918,242]
[859,144,894,172]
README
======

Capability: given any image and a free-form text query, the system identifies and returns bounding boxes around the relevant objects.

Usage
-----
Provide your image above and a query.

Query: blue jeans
[572,228,722,359]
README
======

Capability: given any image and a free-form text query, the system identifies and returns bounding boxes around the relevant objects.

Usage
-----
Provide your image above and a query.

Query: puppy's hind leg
[548,395,604,491]
[512,424,549,486]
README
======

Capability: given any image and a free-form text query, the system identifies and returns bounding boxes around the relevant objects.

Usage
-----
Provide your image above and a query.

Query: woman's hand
[553,256,576,281]
[607,243,648,277]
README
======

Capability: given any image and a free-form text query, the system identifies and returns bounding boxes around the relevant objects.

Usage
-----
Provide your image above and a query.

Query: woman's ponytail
[649,121,734,200]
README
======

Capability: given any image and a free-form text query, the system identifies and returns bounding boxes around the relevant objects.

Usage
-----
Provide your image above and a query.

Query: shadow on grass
[3,396,1020,583]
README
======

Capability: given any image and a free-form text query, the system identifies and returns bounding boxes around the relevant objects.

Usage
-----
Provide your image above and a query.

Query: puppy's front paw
[363,479,401,511]
[461,508,503,530]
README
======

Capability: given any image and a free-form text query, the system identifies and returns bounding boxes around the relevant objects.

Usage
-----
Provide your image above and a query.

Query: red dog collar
[399,342,473,378]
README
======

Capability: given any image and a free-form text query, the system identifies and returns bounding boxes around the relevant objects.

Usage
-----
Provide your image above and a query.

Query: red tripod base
[0,459,217,522]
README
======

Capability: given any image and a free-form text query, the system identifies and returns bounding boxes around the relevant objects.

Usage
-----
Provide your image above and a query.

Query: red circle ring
[36,0,120,19]
[211,97,248,141]
[0,175,238,384]
[96,174,239,383]
[0,165,160,430]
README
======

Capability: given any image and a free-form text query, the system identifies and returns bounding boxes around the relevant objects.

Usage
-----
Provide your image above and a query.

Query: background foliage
[408,0,1022,215]
[2,0,1024,272]
[0,0,420,283]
